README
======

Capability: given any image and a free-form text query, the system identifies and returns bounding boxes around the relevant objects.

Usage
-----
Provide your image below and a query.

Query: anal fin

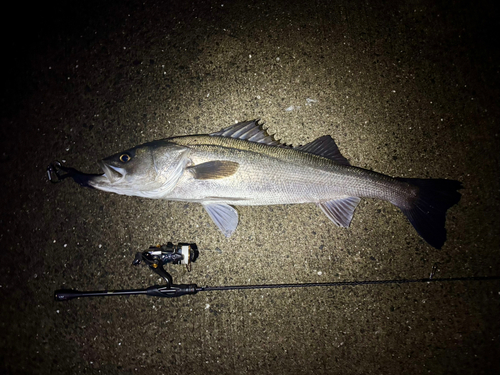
[318,196,361,227]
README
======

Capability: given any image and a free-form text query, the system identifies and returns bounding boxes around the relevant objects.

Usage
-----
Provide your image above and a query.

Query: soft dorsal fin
[296,136,350,165]
[210,120,283,146]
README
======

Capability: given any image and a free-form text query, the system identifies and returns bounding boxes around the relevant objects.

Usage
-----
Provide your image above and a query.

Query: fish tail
[395,178,462,249]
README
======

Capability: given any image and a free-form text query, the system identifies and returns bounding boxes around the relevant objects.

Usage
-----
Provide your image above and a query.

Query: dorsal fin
[210,120,283,146]
[296,136,350,165]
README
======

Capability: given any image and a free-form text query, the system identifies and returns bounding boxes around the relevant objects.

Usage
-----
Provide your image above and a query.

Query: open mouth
[98,161,125,183]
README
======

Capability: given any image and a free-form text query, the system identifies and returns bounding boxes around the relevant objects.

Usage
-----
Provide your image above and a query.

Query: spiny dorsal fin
[296,136,350,165]
[210,120,284,146]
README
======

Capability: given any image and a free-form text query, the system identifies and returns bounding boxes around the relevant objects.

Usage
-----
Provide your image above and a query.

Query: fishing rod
[54,242,500,301]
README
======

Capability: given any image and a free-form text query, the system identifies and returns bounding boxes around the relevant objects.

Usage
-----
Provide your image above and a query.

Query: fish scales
[59,120,462,248]
[169,134,409,205]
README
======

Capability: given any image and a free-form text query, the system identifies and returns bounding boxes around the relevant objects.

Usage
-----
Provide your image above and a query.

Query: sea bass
[62,120,462,248]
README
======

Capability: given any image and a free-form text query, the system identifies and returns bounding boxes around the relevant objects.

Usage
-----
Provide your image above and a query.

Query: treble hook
[46,161,101,187]
[47,161,71,183]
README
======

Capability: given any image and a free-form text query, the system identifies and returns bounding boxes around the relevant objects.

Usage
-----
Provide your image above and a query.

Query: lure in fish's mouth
[47,161,103,188]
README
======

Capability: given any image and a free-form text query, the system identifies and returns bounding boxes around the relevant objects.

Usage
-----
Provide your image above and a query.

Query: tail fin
[396,178,462,249]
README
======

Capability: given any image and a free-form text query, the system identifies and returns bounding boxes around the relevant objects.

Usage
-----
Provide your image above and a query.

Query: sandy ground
[1,0,499,374]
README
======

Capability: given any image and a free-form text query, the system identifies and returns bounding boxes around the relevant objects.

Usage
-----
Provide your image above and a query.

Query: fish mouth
[98,161,126,183]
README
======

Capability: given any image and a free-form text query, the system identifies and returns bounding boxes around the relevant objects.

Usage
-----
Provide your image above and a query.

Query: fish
[60,120,462,248]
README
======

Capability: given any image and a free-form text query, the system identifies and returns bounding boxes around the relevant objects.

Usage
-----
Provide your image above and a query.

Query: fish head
[88,140,189,198]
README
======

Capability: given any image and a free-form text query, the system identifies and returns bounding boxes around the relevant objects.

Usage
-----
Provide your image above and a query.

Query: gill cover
[90,140,190,198]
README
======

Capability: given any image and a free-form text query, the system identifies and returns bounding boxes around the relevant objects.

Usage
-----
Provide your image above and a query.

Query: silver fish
[72,120,462,248]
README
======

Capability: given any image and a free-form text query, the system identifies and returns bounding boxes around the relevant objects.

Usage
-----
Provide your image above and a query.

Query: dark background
[1,0,499,374]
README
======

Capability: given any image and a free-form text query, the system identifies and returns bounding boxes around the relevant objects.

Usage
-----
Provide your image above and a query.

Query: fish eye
[119,153,131,163]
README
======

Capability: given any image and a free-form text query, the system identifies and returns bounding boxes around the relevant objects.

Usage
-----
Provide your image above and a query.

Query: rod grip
[54,289,83,301]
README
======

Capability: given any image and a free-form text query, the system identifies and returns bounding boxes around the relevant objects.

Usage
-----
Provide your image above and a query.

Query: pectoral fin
[202,203,239,237]
[188,161,239,180]
[318,196,361,227]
